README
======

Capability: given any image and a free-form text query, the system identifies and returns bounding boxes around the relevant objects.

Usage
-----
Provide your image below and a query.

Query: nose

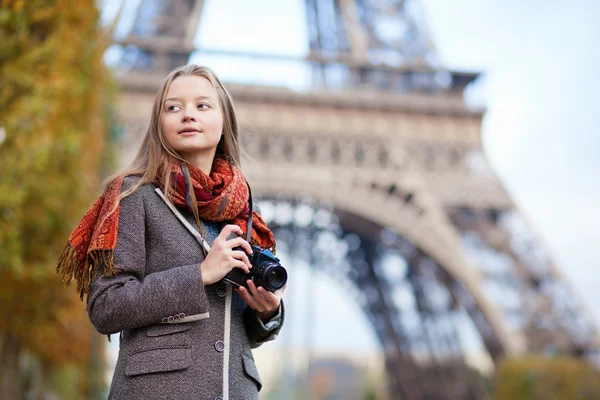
[182,105,198,122]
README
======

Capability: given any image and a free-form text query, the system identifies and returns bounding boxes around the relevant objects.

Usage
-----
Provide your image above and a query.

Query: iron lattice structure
[107,0,598,398]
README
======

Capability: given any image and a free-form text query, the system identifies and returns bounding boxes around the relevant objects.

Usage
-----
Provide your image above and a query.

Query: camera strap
[246,181,253,243]
[154,187,212,254]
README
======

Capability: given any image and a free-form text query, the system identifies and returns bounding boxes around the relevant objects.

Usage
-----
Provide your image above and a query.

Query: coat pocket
[145,323,190,337]
[125,346,191,377]
[242,353,262,392]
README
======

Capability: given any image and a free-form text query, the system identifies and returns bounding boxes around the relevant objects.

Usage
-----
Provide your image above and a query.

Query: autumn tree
[495,356,600,399]
[0,1,114,398]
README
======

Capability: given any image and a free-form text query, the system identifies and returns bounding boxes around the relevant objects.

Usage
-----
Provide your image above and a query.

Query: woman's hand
[200,224,253,286]
[236,281,285,323]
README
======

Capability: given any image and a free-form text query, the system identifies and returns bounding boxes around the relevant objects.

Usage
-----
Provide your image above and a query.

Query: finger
[271,284,286,298]
[246,280,261,298]
[257,286,277,299]
[247,281,275,308]
[231,251,251,269]
[226,237,253,255]
[256,287,278,306]
[231,259,251,274]
[218,224,243,241]
[237,286,261,310]
[235,286,251,302]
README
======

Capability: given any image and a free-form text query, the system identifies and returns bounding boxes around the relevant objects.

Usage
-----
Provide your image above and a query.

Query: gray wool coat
[87,176,284,400]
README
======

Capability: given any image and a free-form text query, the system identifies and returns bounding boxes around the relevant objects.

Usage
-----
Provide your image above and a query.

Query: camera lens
[262,264,287,291]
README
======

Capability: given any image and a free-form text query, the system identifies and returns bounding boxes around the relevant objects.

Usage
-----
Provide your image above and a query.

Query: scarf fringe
[56,243,117,301]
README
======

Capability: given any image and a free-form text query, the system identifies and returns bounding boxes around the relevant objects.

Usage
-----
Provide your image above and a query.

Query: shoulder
[120,175,156,196]
[121,174,146,190]
[109,175,157,209]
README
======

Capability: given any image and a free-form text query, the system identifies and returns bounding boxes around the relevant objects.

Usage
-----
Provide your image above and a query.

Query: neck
[180,150,216,175]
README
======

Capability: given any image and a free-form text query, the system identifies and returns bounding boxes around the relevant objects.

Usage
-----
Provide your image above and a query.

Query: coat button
[214,396,223,400]
[214,340,225,352]
[216,285,226,297]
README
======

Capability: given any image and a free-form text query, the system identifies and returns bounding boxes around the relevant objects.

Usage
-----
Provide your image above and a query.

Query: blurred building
[102,0,598,398]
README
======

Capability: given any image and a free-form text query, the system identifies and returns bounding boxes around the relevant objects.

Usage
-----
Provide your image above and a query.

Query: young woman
[56,64,284,399]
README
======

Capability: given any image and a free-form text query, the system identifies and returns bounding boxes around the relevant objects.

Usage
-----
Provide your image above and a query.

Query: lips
[178,128,201,134]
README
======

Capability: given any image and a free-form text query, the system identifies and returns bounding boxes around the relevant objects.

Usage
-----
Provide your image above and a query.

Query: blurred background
[1,0,599,399]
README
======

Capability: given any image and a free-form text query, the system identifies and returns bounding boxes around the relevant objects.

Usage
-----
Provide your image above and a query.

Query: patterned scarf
[156,158,275,250]
[56,157,275,301]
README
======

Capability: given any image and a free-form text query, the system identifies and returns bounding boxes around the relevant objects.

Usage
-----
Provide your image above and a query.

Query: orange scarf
[155,158,275,249]
[56,158,275,301]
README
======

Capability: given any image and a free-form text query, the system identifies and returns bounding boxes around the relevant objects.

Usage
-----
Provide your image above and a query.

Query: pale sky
[423,0,600,320]
[103,0,600,353]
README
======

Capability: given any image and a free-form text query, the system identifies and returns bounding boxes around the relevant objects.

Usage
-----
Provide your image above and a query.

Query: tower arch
[245,160,520,360]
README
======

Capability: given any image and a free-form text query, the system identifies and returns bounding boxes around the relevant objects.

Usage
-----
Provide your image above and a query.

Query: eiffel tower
[107,0,597,398]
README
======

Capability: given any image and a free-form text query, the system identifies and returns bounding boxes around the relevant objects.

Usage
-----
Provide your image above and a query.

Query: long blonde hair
[103,64,241,209]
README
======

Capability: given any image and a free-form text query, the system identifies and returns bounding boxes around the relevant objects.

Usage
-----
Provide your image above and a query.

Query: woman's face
[162,75,224,165]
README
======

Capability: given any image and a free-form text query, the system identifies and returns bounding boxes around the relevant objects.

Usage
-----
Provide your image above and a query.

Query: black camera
[223,245,287,292]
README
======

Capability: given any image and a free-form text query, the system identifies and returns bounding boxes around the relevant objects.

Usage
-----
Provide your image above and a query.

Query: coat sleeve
[87,181,209,335]
[243,301,285,348]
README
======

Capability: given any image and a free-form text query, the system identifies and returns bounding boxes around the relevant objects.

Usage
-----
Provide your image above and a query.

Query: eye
[198,103,210,110]
[167,104,181,111]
